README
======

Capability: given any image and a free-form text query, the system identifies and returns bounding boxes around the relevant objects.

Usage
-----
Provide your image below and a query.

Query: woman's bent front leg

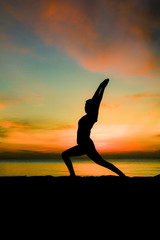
[62,145,84,176]
[62,151,75,176]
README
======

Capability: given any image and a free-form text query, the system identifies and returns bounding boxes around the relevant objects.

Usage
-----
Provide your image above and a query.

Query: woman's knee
[61,150,68,159]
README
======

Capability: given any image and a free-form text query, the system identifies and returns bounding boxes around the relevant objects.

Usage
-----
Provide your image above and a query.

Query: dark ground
[1,175,160,228]
[1,175,160,196]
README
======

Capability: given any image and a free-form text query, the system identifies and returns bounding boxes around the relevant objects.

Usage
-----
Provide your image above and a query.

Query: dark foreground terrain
[1,175,160,195]
[1,174,160,185]
[1,175,160,222]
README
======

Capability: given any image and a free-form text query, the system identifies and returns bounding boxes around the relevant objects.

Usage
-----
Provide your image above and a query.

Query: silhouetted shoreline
[1,175,160,188]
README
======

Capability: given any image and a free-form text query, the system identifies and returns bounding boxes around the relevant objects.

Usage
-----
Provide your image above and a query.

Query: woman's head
[85,99,94,114]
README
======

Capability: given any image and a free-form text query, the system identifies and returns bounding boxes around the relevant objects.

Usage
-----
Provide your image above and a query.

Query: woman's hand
[101,79,109,87]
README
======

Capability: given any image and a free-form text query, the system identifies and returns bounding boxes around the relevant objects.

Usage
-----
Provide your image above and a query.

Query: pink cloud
[126,92,160,99]
[101,103,120,109]
[0,120,31,129]
[3,0,160,75]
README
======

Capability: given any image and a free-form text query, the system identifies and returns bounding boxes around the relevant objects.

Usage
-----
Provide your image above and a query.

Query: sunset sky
[0,0,160,157]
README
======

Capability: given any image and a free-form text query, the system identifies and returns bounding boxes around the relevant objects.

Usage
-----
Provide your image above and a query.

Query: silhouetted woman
[62,79,125,177]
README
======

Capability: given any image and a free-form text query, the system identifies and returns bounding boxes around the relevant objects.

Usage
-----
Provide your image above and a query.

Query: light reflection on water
[0,159,160,177]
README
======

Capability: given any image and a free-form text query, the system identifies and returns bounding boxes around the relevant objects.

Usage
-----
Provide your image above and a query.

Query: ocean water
[0,159,160,177]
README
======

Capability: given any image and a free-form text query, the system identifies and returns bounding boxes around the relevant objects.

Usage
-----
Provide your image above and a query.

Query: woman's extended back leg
[62,145,84,176]
[86,145,125,177]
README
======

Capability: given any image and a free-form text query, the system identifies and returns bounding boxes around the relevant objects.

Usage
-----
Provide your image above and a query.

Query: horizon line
[0,150,160,160]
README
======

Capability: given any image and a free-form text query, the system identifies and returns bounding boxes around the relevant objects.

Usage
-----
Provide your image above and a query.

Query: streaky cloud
[126,92,160,99]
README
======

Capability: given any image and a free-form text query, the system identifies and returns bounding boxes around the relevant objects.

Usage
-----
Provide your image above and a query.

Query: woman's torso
[77,115,96,145]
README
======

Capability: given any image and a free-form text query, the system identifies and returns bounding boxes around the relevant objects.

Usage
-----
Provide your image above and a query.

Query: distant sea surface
[0,159,160,177]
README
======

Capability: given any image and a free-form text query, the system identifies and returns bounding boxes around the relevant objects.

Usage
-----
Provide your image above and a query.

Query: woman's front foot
[70,173,76,178]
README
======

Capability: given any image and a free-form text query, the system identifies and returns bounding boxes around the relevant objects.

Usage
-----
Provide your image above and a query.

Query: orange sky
[0,0,160,157]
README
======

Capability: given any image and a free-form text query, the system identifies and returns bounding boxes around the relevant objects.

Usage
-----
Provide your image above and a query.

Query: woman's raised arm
[92,79,109,104]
